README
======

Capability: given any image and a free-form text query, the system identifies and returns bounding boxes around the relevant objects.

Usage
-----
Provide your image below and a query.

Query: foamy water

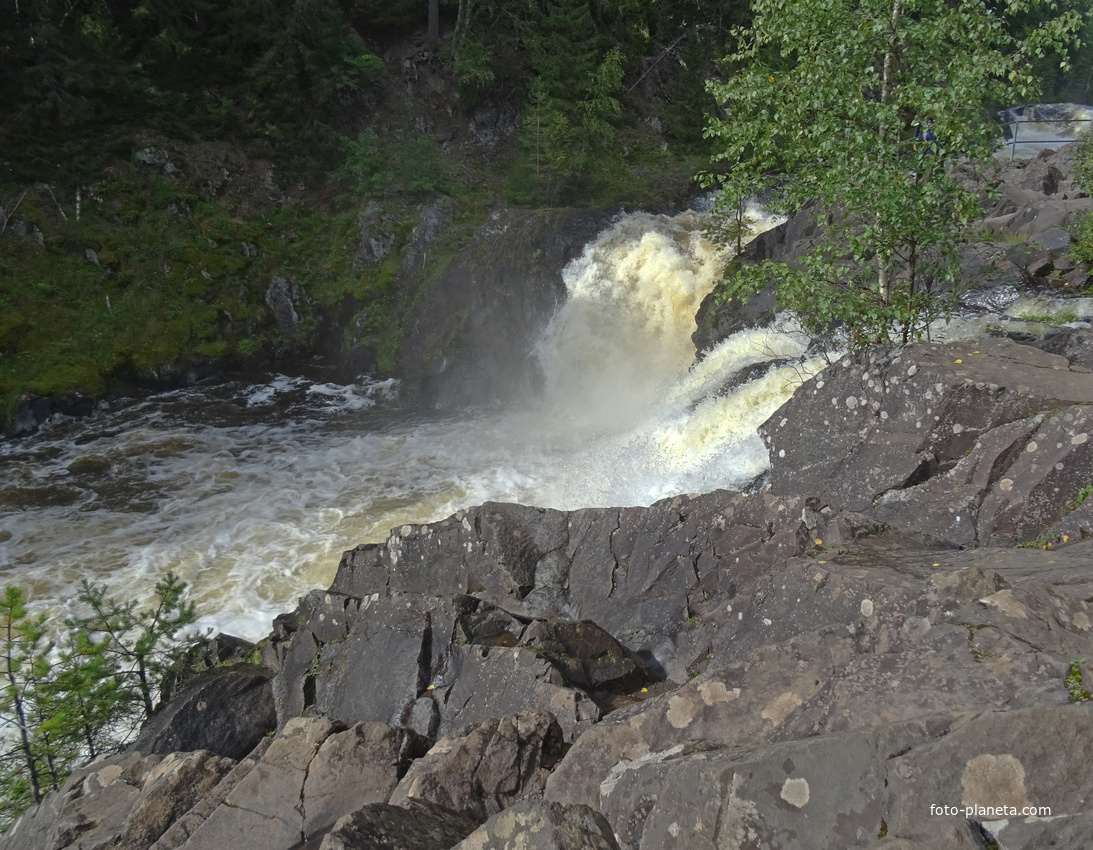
[0,206,817,641]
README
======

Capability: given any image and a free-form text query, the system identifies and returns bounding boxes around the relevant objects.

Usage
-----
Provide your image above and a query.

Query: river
[0,207,834,640]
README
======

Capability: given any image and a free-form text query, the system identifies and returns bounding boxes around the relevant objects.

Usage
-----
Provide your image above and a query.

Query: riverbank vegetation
[1072,130,1093,267]
[702,0,1083,348]
[0,0,736,426]
[0,574,199,829]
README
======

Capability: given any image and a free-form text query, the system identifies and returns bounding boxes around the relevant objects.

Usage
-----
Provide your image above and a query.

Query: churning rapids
[1,208,822,640]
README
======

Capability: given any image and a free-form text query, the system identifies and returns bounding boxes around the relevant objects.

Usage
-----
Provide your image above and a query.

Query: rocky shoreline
[8,328,1093,850]
[6,145,1093,850]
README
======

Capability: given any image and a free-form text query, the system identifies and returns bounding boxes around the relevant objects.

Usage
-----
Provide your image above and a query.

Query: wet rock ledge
[9,331,1093,850]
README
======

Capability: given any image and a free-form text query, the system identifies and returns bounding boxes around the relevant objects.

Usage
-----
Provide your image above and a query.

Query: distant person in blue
[914,117,937,155]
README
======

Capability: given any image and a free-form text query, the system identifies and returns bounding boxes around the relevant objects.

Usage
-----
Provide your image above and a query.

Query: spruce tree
[0,573,201,831]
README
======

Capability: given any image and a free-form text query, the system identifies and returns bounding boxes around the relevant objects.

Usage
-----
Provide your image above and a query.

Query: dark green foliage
[0,0,382,183]
[0,588,55,815]
[346,0,423,32]
[505,0,628,202]
[1072,212,1093,271]
[1066,659,1091,702]
[435,0,732,203]
[509,46,626,204]
[68,572,198,722]
[336,131,456,199]
[0,0,740,188]
[0,0,746,412]
[0,575,202,831]
[1075,132,1093,196]
[0,171,391,418]
[1007,0,1093,103]
[524,0,608,102]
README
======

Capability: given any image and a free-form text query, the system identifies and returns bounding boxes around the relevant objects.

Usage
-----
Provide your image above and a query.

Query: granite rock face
[160,717,427,850]
[543,544,1093,847]
[266,491,813,730]
[692,142,1093,358]
[131,665,276,761]
[762,335,1093,545]
[0,751,234,850]
[390,710,565,822]
[319,801,479,850]
[397,208,618,410]
[451,801,622,850]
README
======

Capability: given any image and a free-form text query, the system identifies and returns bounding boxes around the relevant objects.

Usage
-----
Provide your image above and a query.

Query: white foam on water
[534,210,731,435]
[1004,295,1093,322]
[244,374,306,406]
[0,206,813,641]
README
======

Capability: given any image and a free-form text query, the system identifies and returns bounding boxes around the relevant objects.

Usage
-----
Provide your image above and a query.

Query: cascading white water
[996,102,1093,160]
[0,206,819,640]
[535,211,733,434]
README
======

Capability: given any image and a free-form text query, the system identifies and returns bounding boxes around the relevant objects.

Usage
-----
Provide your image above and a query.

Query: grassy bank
[1,166,412,423]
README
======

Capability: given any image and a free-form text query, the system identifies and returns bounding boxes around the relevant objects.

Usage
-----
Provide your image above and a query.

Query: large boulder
[151,738,273,849]
[425,644,601,742]
[450,801,621,850]
[319,801,479,850]
[325,494,810,680]
[254,332,1093,848]
[266,591,601,743]
[0,751,235,850]
[174,717,428,850]
[761,337,1093,527]
[390,711,565,822]
[131,665,276,761]
[544,544,1093,848]
[266,491,816,727]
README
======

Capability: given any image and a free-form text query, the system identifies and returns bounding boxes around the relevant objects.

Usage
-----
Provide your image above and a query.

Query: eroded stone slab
[762,338,1093,513]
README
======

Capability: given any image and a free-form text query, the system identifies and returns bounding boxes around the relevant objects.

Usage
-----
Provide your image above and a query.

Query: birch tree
[703,0,1082,346]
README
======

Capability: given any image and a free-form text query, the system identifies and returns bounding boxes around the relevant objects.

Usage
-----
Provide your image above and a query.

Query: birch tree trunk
[877,0,903,306]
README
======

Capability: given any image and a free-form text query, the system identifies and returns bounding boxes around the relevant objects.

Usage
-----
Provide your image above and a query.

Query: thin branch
[43,185,67,222]
[0,190,27,236]
[627,29,690,93]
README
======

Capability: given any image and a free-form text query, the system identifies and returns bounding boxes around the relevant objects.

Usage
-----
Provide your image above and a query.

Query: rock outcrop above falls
[764,335,1093,546]
[11,333,1093,850]
[397,208,619,411]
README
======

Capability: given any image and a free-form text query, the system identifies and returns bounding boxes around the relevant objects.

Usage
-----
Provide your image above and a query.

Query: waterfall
[0,205,820,640]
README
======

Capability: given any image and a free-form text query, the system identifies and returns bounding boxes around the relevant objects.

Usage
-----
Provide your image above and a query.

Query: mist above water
[536,211,733,434]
